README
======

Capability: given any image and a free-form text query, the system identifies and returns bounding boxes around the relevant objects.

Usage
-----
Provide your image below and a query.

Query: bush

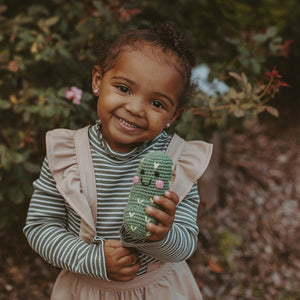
[0,0,296,227]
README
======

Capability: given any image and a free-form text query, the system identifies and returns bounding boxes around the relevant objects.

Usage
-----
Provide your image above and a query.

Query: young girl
[24,24,212,299]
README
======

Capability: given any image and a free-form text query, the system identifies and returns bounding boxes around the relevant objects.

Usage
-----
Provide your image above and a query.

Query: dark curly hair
[96,24,196,107]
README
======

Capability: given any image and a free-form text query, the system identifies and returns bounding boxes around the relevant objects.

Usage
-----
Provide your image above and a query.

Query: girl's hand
[104,239,141,282]
[145,191,179,241]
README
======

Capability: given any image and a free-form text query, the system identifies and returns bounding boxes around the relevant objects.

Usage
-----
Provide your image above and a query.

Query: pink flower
[65,86,83,105]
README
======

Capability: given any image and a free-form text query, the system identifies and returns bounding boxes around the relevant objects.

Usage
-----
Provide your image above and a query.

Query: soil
[0,109,299,299]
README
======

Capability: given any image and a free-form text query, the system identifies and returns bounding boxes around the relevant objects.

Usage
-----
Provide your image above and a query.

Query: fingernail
[146,206,153,212]
[165,191,170,196]
[147,222,153,229]
[153,195,160,201]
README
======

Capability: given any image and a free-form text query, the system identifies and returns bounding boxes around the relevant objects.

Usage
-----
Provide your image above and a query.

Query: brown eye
[118,85,130,94]
[154,171,160,177]
[151,100,165,109]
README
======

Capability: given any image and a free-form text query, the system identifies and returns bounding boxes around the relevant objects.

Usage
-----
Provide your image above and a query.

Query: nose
[125,96,145,117]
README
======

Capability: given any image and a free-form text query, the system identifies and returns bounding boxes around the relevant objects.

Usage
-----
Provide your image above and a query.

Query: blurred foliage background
[0,0,299,227]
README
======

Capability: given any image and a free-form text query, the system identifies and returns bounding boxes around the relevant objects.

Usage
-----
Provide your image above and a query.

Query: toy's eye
[154,171,160,177]
[140,169,145,175]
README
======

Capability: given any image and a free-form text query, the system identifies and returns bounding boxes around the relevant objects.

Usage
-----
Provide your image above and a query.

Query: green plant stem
[257,77,274,100]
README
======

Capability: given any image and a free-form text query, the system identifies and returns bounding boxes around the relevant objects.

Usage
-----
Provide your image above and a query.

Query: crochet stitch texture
[123,151,173,239]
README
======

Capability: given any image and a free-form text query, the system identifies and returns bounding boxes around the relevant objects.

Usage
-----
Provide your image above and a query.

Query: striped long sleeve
[23,159,109,279]
[24,125,202,277]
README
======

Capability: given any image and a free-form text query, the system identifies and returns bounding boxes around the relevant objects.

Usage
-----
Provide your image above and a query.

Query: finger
[119,260,141,276]
[109,260,141,282]
[146,205,172,226]
[164,191,179,205]
[152,195,177,216]
[104,239,123,248]
[146,195,176,223]
[117,253,140,267]
[146,222,168,241]
[104,240,136,261]
[105,240,139,253]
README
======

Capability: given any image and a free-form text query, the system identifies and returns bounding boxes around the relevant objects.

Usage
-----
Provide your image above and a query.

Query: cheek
[155,180,164,189]
[133,176,139,185]
[97,96,108,120]
[96,87,115,116]
[147,115,168,133]
[96,99,102,117]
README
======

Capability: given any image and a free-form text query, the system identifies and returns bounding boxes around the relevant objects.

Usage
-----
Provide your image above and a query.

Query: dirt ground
[0,109,299,299]
[192,114,300,299]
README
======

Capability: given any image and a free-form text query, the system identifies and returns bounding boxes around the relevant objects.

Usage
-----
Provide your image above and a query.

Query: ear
[92,65,102,93]
[169,105,185,124]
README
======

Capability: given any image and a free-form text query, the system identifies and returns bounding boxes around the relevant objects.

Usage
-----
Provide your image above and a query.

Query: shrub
[0,0,295,227]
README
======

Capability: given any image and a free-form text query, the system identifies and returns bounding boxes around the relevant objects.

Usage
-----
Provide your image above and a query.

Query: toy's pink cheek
[133,176,139,185]
[155,180,164,189]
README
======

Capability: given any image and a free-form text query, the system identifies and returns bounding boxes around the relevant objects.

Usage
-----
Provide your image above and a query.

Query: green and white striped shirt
[24,124,200,280]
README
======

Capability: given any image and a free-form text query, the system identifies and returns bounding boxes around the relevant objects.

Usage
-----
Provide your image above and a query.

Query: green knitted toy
[123,151,173,239]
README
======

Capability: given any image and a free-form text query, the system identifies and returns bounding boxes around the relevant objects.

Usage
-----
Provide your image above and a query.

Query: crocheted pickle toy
[123,151,173,239]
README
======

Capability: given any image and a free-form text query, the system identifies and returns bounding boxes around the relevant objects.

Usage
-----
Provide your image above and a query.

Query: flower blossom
[191,64,229,98]
[65,86,83,105]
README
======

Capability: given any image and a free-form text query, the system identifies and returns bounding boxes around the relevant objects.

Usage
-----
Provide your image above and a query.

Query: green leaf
[18,31,36,43]
[82,92,93,102]
[92,1,113,20]
[257,105,266,113]
[237,91,246,100]
[9,151,25,164]
[43,105,57,117]
[241,73,248,84]
[239,57,249,67]
[250,58,261,74]
[224,37,240,45]
[272,36,283,44]
[228,72,243,82]
[265,105,279,117]
[56,44,71,58]
[44,16,59,27]
[23,161,41,174]
[253,33,267,43]
[241,103,254,110]
[238,46,250,57]
[269,42,278,53]
[266,26,277,38]
[0,99,11,110]
[58,87,68,98]
[233,108,245,118]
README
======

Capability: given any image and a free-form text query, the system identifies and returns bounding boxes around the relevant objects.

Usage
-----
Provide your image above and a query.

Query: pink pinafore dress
[46,126,212,300]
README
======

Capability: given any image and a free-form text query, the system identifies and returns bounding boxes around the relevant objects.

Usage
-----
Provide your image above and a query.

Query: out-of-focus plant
[0,0,141,227]
[0,0,296,227]
[176,66,290,140]
[224,26,291,75]
[175,25,291,140]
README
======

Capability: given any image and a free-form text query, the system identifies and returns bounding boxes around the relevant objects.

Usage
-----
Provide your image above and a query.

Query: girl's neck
[96,121,153,160]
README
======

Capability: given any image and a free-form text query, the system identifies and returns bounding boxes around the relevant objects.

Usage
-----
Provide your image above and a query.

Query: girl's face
[92,45,184,153]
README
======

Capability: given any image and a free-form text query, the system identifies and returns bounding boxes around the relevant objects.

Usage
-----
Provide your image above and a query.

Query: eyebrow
[112,76,175,107]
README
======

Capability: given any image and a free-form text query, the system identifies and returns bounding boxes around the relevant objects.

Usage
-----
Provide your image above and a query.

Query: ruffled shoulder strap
[166,134,213,203]
[46,126,97,242]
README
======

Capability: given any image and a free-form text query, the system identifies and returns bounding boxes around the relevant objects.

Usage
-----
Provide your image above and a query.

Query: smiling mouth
[118,117,140,128]
[141,177,151,186]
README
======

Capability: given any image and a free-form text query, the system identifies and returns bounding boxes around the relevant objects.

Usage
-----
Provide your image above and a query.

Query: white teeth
[120,118,137,128]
